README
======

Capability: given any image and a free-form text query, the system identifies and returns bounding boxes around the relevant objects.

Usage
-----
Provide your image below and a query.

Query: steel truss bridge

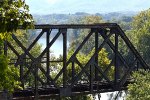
[3,23,149,99]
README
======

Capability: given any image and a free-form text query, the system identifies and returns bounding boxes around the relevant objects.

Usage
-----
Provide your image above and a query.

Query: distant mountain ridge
[33,11,137,24]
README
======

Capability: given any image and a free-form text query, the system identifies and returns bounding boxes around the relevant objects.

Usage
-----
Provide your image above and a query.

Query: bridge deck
[13,80,132,100]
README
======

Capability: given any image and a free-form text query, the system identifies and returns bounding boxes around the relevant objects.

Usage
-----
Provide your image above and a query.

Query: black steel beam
[46,29,51,85]
[18,23,118,29]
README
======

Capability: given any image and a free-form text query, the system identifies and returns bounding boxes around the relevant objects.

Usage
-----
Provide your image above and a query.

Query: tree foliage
[0,54,20,92]
[67,48,113,80]
[127,70,150,100]
[69,15,104,54]
[130,9,150,64]
[0,0,33,35]
[0,0,33,92]
[126,8,150,99]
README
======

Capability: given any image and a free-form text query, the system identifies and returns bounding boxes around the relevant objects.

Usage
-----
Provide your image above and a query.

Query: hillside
[33,11,137,24]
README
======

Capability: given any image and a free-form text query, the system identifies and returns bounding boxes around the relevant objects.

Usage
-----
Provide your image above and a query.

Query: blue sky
[26,0,150,14]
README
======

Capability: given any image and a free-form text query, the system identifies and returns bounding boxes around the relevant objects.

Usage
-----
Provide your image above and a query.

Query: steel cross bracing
[3,23,149,99]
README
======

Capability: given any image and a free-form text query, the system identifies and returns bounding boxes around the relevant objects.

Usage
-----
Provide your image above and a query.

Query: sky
[26,0,150,14]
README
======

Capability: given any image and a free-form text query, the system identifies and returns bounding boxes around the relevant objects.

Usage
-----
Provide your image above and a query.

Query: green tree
[0,0,33,36]
[69,15,104,54]
[0,0,33,92]
[130,9,150,65]
[125,8,150,100]
[0,53,20,92]
[109,16,132,31]
[112,9,150,66]
[67,48,113,80]
[127,70,150,100]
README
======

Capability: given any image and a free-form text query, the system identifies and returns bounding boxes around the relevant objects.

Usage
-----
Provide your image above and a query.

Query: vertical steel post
[46,29,51,85]
[20,64,24,89]
[115,31,119,86]
[35,61,39,100]
[62,28,67,87]
[90,64,93,93]
[20,54,24,89]
[72,61,75,82]
[95,30,99,81]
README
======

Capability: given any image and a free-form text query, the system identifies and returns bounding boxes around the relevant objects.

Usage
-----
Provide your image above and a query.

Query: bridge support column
[72,61,75,82]
[115,32,120,87]
[46,29,51,85]
[90,64,94,93]
[62,29,67,87]
[95,30,99,81]
[34,60,39,100]
[20,64,24,89]
[20,54,25,89]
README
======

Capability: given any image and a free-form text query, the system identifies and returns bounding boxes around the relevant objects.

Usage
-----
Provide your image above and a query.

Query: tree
[0,0,33,34]
[127,70,150,100]
[69,15,104,54]
[0,0,33,92]
[130,9,150,65]
[126,9,150,100]
[0,52,21,92]
[67,48,113,80]
[109,16,132,31]
[111,9,150,67]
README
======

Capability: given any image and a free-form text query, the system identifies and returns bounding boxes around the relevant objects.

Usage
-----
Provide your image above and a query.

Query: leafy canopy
[127,70,150,100]
[0,0,33,92]
[126,9,150,100]
[0,0,33,39]
[0,54,21,92]
[131,9,150,64]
